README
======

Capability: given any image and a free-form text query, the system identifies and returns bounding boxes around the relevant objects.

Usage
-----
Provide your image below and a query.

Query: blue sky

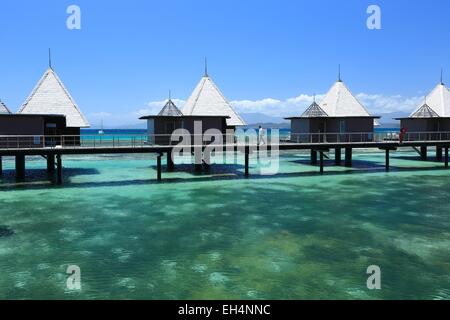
[1,0,450,126]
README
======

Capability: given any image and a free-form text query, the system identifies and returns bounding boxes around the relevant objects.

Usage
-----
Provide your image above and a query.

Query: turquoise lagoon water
[0,149,449,300]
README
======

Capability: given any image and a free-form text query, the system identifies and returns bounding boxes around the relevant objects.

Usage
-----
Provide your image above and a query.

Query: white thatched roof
[158,99,183,116]
[0,100,11,114]
[18,68,89,128]
[182,76,246,127]
[301,101,328,117]
[410,83,450,118]
[320,81,373,117]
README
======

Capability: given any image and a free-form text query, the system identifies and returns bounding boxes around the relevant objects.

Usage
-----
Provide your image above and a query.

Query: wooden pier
[0,134,449,184]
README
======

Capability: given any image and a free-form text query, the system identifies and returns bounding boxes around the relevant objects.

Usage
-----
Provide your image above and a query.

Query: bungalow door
[45,123,57,147]
[319,122,326,142]
[339,120,347,142]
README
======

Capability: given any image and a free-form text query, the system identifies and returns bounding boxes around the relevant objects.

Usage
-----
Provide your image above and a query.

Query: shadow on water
[0,158,448,192]
[0,226,14,238]
[0,167,100,189]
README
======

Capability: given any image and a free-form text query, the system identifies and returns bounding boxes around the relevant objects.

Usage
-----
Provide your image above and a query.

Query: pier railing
[1,131,450,150]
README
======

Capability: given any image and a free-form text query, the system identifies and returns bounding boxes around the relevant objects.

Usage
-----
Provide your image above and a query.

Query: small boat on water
[98,120,105,135]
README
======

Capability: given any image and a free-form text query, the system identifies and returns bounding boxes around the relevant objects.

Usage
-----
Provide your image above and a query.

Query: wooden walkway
[0,139,449,184]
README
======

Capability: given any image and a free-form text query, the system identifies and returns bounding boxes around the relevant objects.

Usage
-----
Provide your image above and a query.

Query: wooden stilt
[56,154,62,185]
[420,146,427,161]
[167,150,174,172]
[385,149,390,171]
[436,146,443,161]
[311,150,318,165]
[345,148,352,167]
[47,154,55,173]
[0,156,2,176]
[319,151,324,174]
[445,147,449,168]
[335,148,341,165]
[15,155,25,181]
[245,147,249,177]
[157,154,162,181]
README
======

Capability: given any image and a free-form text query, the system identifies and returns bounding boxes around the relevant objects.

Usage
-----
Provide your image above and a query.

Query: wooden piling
[385,149,390,171]
[311,150,318,165]
[167,150,174,172]
[420,146,427,161]
[47,154,55,173]
[445,147,449,168]
[436,146,443,161]
[319,151,324,174]
[0,156,2,176]
[335,148,341,165]
[157,154,162,181]
[345,148,352,167]
[15,155,25,181]
[56,154,62,185]
[245,147,249,177]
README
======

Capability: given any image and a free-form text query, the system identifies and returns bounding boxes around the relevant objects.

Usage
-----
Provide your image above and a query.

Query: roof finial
[338,64,342,82]
[441,67,444,85]
[313,94,316,103]
[48,48,52,69]
[169,90,172,101]
[204,57,208,77]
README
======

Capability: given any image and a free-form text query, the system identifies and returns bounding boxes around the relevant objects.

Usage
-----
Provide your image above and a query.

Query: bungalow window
[339,120,346,133]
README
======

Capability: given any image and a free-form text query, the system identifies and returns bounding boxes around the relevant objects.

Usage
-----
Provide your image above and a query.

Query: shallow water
[0,149,449,299]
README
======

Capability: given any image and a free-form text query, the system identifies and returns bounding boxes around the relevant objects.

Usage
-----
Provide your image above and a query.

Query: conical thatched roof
[319,80,373,117]
[0,100,11,114]
[301,101,328,117]
[409,83,450,118]
[18,68,89,127]
[182,76,245,127]
[158,99,183,116]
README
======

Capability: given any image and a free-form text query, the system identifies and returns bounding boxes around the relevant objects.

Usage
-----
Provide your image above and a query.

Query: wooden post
[420,146,427,161]
[245,147,249,177]
[0,156,2,176]
[436,146,443,161]
[47,154,55,173]
[345,148,352,167]
[311,150,318,165]
[445,147,449,168]
[167,150,174,172]
[335,148,341,165]
[319,151,324,174]
[15,155,25,181]
[157,154,162,181]
[385,149,390,171]
[56,154,62,185]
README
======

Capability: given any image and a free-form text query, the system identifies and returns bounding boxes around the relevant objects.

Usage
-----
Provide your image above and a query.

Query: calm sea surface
[0,129,449,299]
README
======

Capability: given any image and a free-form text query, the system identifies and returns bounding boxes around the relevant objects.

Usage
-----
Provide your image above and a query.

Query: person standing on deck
[258,126,267,145]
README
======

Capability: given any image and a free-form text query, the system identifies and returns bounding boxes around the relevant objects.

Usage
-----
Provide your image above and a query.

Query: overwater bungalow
[286,73,380,143]
[140,94,230,145]
[140,65,245,144]
[17,60,89,141]
[397,77,450,140]
[181,65,246,130]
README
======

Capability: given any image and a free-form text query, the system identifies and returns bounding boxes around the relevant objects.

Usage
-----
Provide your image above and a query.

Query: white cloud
[134,99,186,117]
[89,92,422,127]
[356,93,422,114]
[230,94,320,117]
